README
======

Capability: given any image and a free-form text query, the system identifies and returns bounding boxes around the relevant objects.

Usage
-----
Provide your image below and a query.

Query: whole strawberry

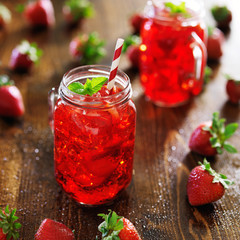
[225,75,240,104]
[63,0,94,25]
[211,5,232,30]
[129,13,145,33]
[207,26,224,61]
[9,40,42,72]
[127,45,140,69]
[187,159,234,206]
[189,112,238,156]
[0,205,22,240]
[34,218,75,240]
[0,4,11,28]
[18,0,55,28]
[97,210,142,240]
[69,32,106,64]
[0,75,24,117]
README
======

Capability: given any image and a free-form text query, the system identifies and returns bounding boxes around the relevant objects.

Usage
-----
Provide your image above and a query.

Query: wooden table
[1,0,240,239]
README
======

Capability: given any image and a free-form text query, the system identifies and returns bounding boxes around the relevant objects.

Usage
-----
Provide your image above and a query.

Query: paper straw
[107,38,124,90]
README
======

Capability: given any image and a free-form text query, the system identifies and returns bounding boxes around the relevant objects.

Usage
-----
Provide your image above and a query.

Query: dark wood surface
[1,0,240,239]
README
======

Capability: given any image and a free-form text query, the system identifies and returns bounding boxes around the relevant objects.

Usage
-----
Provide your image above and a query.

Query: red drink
[140,0,207,106]
[52,66,136,206]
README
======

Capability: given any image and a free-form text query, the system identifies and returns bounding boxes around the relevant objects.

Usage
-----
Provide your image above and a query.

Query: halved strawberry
[211,5,232,30]
[187,159,234,206]
[189,112,238,156]
[17,0,55,28]
[9,40,42,72]
[69,32,106,64]
[0,4,11,28]
[34,219,75,240]
[0,205,22,240]
[0,75,24,117]
[98,210,142,240]
[225,75,240,104]
[63,0,94,25]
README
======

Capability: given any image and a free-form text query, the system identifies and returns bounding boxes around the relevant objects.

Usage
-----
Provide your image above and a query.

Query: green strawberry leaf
[17,40,43,63]
[200,159,234,189]
[0,75,14,87]
[68,77,107,96]
[65,0,94,20]
[203,112,238,154]
[15,4,25,13]
[122,35,141,53]
[97,210,124,240]
[204,66,212,84]
[211,5,229,22]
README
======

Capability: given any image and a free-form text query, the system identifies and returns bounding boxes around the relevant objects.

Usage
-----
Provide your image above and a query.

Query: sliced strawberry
[22,0,55,27]
[63,0,94,25]
[0,4,11,28]
[226,76,240,104]
[211,5,232,30]
[189,112,238,156]
[0,75,24,117]
[0,206,22,240]
[98,210,142,240]
[9,40,42,72]
[34,219,75,240]
[187,159,234,206]
[207,26,224,61]
[69,32,106,64]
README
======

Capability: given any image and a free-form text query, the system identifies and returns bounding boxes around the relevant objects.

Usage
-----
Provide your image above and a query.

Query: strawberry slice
[187,159,234,206]
[189,112,238,156]
[97,210,142,240]
[0,205,22,240]
[225,75,240,104]
[69,32,106,64]
[9,40,42,72]
[0,4,11,28]
[34,219,75,240]
[63,0,94,25]
[20,0,55,27]
[0,75,24,117]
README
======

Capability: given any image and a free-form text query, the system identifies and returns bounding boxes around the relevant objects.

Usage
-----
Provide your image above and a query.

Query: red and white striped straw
[107,38,124,90]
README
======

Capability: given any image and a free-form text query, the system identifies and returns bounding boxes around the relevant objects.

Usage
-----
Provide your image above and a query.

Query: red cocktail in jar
[140,0,207,106]
[49,65,136,206]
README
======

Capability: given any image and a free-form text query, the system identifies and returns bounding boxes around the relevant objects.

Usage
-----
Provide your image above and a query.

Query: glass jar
[140,0,207,107]
[48,65,136,206]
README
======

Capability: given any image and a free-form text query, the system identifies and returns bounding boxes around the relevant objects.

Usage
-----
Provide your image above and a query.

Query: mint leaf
[68,77,107,96]
[165,2,191,17]
[15,4,25,13]
[204,66,212,84]
[123,35,141,53]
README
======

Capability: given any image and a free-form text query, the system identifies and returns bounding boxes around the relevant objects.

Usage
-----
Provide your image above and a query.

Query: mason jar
[48,65,136,206]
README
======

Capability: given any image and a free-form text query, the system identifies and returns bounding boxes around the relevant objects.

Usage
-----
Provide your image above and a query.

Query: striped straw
[107,38,124,90]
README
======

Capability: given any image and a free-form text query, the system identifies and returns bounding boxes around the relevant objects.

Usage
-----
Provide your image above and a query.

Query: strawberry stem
[199,159,234,189]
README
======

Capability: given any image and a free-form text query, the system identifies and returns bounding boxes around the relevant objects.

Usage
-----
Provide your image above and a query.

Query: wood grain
[0,0,240,239]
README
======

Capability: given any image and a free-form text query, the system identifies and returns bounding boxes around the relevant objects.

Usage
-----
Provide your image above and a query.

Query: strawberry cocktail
[50,65,136,206]
[140,0,207,106]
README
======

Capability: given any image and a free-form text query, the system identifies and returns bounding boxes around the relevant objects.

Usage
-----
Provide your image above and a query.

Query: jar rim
[59,65,132,108]
[149,0,205,22]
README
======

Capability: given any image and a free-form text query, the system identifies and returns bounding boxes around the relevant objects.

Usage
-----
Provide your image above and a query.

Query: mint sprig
[204,66,212,85]
[199,159,234,189]
[17,40,43,63]
[203,112,238,154]
[65,0,94,20]
[68,76,107,96]
[0,75,14,87]
[164,2,191,18]
[97,210,124,240]
[0,205,22,240]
